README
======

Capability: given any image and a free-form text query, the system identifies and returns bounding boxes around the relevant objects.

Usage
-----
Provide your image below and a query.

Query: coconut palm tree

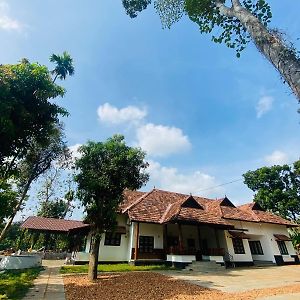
[50,51,74,82]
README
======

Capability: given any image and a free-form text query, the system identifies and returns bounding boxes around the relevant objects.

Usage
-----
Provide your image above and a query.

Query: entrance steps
[253,260,275,267]
[184,260,225,273]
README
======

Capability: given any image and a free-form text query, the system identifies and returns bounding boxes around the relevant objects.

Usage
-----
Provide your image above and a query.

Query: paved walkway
[258,293,300,299]
[23,260,65,300]
[158,265,300,298]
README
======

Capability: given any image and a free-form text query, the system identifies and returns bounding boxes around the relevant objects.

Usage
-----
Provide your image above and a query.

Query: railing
[131,248,166,260]
[168,247,225,256]
[203,248,225,256]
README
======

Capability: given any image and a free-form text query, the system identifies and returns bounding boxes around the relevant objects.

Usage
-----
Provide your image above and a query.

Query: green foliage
[50,51,75,82]
[37,200,69,219]
[122,0,152,18]
[0,58,67,165]
[0,267,42,300]
[243,160,300,222]
[0,222,30,250]
[290,229,300,253]
[122,0,273,56]
[60,263,171,274]
[16,125,69,189]
[75,134,149,231]
[0,182,17,224]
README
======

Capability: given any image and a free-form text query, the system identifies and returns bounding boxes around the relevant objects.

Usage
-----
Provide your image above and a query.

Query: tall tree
[0,53,74,232]
[50,51,75,83]
[75,135,149,281]
[122,0,300,106]
[243,160,300,222]
[36,166,75,219]
[0,126,70,241]
[0,57,70,169]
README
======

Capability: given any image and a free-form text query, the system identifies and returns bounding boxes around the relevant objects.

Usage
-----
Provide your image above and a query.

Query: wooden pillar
[178,223,183,253]
[163,224,168,252]
[214,228,220,248]
[134,222,140,260]
[197,225,202,250]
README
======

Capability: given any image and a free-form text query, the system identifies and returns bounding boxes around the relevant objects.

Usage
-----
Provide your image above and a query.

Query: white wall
[139,223,164,249]
[223,231,253,262]
[225,220,296,263]
[84,215,130,262]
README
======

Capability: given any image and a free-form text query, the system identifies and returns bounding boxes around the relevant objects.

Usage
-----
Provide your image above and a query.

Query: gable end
[181,196,203,209]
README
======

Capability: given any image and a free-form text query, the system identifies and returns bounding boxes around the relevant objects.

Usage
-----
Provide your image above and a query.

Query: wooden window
[104,232,121,246]
[277,241,288,255]
[249,241,264,255]
[232,238,245,254]
[139,236,154,253]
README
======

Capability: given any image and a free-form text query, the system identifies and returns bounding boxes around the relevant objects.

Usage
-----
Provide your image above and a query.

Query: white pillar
[127,221,135,262]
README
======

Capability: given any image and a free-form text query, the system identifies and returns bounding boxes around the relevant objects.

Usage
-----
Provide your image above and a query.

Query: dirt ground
[64,272,300,300]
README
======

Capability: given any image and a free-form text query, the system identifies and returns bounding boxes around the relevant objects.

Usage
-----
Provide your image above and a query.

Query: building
[79,188,299,267]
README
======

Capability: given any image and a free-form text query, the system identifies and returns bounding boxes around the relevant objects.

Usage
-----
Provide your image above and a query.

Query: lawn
[60,263,171,274]
[0,267,43,300]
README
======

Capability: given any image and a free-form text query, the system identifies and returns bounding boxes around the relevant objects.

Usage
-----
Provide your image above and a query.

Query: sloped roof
[122,189,298,228]
[238,203,297,227]
[21,216,90,233]
[122,189,233,227]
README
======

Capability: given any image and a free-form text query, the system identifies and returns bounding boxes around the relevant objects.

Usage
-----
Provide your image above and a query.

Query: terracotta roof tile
[238,203,298,227]
[122,189,297,227]
[21,216,90,232]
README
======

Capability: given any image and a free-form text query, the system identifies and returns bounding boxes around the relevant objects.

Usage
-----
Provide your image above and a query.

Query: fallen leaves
[64,271,300,300]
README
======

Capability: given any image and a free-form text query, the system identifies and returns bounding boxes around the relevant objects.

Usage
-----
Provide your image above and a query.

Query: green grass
[0,267,43,300]
[60,263,171,274]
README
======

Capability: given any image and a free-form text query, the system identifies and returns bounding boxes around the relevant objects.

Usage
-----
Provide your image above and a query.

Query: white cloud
[147,160,223,197]
[0,1,23,31]
[136,123,191,157]
[97,103,147,125]
[256,96,273,118]
[265,150,289,165]
[68,143,82,160]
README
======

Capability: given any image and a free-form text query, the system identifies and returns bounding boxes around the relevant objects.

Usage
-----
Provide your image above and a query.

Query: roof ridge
[237,203,261,221]
[28,216,85,223]
[168,195,192,222]
[148,188,215,201]
[122,189,155,213]
[159,203,174,224]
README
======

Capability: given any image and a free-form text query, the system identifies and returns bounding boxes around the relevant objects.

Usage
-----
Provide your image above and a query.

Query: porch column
[127,221,135,261]
[134,222,140,260]
[163,224,168,252]
[214,228,220,248]
[178,223,183,252]
[197,225,202,250]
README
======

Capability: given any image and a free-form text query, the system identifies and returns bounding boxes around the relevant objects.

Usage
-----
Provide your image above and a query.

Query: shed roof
[21,216,90,233]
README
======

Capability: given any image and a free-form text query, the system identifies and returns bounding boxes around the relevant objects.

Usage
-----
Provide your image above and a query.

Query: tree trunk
[231,5,300,100]
[88,233,101,281]
[0,178,32,242]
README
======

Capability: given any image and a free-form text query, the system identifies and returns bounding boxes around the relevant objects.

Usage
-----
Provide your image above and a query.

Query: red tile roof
[122,189,298,228]
[21,216,90,233]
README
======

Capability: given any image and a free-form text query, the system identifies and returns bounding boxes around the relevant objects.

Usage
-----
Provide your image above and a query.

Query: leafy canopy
[0,58,68,166]
[75,135,149,230]
[50,51,75,82]
[243,160,300,222]
[122,0,272,56]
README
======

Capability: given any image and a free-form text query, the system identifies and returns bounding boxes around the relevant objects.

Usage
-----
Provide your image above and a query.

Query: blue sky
[1,1,300,217]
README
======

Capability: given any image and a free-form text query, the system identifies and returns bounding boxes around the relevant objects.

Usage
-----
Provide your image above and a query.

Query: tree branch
[215,0,234,18]
[231,0,242,9]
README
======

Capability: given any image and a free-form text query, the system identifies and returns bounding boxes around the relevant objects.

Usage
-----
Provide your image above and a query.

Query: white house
[79,188,299,267]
